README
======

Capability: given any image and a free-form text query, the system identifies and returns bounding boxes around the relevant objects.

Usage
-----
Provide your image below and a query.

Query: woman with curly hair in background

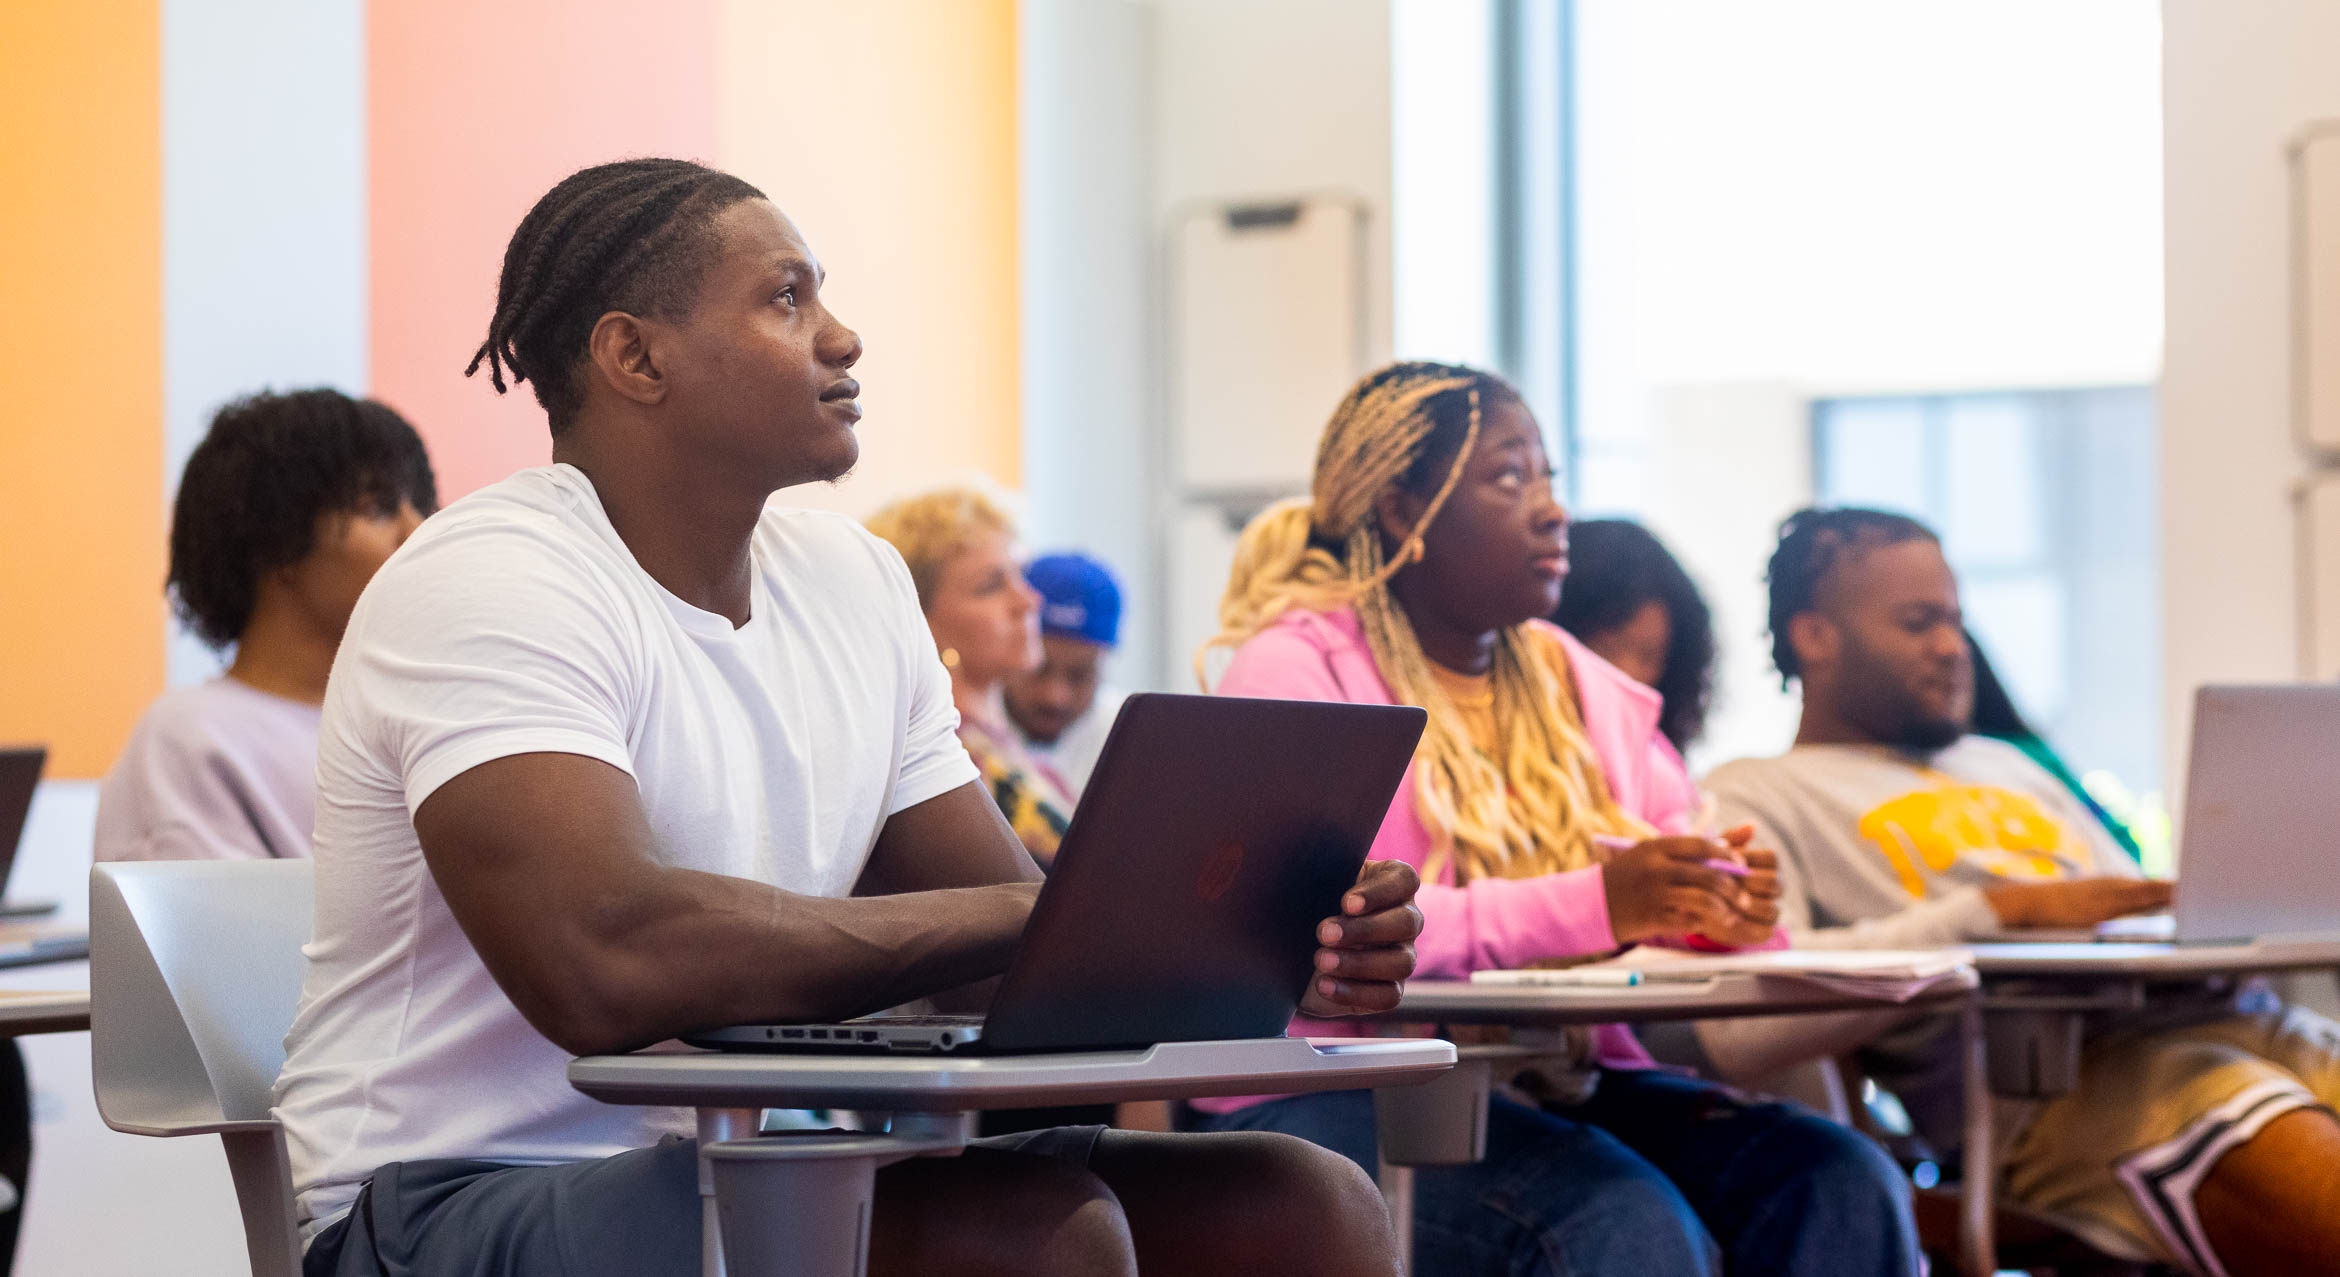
[95,388,436,862]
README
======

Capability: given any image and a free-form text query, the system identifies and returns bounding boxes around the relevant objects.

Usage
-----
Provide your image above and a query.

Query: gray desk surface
[0,922,84,971]
[1382,967,1995,1277]
[1382,969,1979,1026]
[1970,938,2340,978]
[570,1036,1456,1111]
[0,954,93,1033]
[0,989,89,1037]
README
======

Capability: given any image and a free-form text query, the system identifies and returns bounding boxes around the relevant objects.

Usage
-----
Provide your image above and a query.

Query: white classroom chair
[86,859,938,1277]
[89,860,310,1277]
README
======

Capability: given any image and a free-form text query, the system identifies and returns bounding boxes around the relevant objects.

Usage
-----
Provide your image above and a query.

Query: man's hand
[1984,876,2174,929]
[1297,859,1423,1018]
[1688,827,1782,948]
[1601,835,1751,944]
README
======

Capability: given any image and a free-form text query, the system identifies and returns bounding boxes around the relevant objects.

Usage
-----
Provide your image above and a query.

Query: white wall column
[2159,0,2340,810]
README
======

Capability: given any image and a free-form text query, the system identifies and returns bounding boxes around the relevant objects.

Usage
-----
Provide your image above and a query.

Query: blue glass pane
[1965,574,2067,723]
[1942,396,2044,569]
[1817,399,1930,518]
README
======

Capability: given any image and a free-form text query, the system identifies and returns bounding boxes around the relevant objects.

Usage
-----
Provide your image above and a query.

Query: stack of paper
[1469,948,1973,1003]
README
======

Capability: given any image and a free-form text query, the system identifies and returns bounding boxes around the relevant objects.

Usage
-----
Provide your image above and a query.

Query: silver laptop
[2150,685,2340,945]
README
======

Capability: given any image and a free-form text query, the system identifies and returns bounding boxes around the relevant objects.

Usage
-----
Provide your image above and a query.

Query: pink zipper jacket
[1203,605,1766,1099]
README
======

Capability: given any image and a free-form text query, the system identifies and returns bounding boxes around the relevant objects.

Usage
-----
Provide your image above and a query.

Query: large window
[1815,388,2167,863]
[1389,2,2165,808]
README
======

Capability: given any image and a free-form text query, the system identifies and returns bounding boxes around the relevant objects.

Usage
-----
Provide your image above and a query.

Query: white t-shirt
[94,678,322,861]
[270,464,977,1232]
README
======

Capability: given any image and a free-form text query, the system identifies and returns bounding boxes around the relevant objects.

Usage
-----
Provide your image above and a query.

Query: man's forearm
[1789,886,1999,950]
[498,870,1038,1055]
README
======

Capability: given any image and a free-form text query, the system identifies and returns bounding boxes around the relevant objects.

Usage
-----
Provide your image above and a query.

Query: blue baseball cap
[1025,553,1122,648]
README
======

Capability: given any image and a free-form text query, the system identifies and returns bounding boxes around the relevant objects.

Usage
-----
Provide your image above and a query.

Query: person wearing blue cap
[1005,552,1129,798]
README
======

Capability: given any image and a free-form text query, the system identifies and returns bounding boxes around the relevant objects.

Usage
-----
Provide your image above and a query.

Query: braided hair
[1765,506,1939,687]
[467,158,767,433]
[1205,361,1643,884]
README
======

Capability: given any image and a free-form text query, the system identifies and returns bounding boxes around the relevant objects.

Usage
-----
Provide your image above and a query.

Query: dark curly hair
[1550,519,1716,751]
[466,158,767,434]
[168,389,438,649]
[1764,506,1938,687]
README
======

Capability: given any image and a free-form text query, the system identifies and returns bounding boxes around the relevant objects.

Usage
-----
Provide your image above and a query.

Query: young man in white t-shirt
[272,158,1422,1277]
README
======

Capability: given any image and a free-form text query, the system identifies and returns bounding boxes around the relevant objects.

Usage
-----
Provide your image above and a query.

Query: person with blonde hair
[866,488,1075,867]
[1185,361,1917,1277]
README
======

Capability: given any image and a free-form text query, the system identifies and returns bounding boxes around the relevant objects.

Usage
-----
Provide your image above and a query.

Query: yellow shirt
[1424,660,1500,758]
[1424,628,1588,753]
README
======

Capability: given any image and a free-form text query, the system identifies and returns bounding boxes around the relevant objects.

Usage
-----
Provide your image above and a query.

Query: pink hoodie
[1199,606,1751,1105]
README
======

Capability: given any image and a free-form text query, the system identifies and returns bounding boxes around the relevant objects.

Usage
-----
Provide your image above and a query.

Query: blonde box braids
[1203,362,1647,885]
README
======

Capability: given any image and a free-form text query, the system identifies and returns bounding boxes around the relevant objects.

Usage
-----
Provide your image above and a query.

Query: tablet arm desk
[1366,972,1992,1277]
[1974,940,2340,1095]
[570,1035,1456,1277]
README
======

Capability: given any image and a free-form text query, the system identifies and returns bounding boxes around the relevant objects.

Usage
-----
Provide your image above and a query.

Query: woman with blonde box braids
[1183,362,1917,1277]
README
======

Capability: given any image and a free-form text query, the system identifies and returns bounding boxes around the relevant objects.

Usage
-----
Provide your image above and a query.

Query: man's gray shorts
[301,1126,1108,1277]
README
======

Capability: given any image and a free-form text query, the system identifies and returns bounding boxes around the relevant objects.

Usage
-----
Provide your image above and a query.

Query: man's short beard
[1891,714,1966,753]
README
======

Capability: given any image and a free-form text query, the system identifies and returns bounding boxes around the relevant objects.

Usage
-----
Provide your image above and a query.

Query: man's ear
[585,311,666,408]
[1787,611,1838,674]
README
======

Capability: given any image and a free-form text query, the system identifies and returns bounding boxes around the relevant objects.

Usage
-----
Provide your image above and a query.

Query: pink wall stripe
[368,0,720,499]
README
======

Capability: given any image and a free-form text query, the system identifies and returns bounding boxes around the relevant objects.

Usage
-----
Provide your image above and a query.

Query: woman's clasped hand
[1598,825,1781,947]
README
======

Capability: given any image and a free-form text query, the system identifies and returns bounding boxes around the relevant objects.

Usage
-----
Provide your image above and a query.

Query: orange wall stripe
[0,3,165,778]
[368,0,720,501]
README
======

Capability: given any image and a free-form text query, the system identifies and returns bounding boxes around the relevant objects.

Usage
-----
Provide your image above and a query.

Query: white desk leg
[700,1106,762,1277]
[1958,1001,1996,1277]
[1376,1158,1414,1276]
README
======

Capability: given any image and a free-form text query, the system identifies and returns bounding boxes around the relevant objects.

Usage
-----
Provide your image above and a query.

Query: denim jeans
[1186,1069,1918,1277]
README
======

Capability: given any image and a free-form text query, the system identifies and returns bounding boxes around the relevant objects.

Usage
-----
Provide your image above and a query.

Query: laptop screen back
[2177,686,2340,943]
[0,749,44,897]
[979,693,1424,1052]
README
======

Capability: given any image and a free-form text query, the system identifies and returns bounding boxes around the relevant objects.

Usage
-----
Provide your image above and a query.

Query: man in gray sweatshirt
[1706,507,2340,1277]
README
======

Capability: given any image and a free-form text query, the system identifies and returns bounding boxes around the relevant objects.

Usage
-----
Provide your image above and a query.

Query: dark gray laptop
[685,692,1426,1055]
[0,749,59,919]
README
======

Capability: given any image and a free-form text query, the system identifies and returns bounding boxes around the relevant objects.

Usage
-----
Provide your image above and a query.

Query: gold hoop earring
[940,647,961,669]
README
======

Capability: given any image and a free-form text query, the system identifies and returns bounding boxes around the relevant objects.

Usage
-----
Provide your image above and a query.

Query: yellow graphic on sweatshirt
[1857,783,2071,899]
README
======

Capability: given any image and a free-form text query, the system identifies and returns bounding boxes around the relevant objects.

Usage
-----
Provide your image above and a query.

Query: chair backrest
[89,860,313,1132]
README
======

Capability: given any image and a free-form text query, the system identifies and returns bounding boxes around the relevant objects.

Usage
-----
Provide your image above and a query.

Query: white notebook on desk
[1470,949,1972,1003]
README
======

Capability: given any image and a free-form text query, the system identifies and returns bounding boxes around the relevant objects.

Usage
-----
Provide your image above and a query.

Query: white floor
[13,1020,247,1275]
